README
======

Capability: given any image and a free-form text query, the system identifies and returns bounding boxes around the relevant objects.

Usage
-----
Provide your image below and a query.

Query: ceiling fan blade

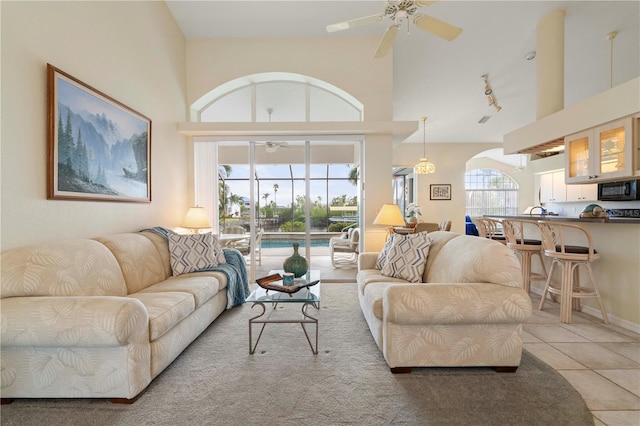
[414,1,439,7]
[326,13,385,33]
[374,25,399,59]
[413,14,462,41]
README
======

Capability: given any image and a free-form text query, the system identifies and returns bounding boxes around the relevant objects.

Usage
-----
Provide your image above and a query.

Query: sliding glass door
[215,138,361,281]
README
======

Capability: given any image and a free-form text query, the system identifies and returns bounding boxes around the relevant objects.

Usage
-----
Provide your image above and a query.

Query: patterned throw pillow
[381,233,431,283]
[168,233,219,276]
[211,234,226,264]
[376,234,397,270]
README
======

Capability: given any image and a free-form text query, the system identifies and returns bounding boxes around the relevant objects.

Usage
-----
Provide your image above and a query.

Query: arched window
[191,72,363,122]
[465,169,518,216]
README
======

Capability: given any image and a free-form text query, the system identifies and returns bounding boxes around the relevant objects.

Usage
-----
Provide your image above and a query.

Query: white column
[536,9,565,119]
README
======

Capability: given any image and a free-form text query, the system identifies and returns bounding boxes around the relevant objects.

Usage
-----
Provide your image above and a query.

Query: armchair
[330,227,360,268]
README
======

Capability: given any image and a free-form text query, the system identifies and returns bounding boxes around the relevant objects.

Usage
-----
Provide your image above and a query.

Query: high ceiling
[166,1,640,145]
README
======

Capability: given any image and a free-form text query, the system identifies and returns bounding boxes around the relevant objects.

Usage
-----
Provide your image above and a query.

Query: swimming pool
[261,239,330,249]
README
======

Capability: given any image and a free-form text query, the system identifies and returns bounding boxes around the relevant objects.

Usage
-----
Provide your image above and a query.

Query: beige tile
[524,324,590,343]
[524,342,586,370]
[560,370,640,410]
[596,369,640,398]
[592,416,606,426]
[561,323,637,342]
[592,410,640,426]
[552,343,640,369]
[600,342,640,364]
[522,330,542,343]
[606,324,640,342]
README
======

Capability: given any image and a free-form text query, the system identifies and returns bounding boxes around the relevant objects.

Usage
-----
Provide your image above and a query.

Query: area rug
[0,283,593,426]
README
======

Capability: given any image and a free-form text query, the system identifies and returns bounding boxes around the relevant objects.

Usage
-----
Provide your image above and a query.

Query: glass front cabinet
[565,117,634,184]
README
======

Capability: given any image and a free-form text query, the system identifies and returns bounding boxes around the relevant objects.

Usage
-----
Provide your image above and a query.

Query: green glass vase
[283,243,308,278]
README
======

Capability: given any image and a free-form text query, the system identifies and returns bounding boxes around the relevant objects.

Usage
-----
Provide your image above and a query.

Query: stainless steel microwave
[597,180,640,201]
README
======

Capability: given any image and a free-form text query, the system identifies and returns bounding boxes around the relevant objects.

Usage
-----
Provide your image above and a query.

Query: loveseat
[357,231,532,373]
[0,230,246,402]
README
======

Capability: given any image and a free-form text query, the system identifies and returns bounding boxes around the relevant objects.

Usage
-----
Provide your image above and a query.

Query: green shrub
[328,222,356,232]
[280,220,305,232]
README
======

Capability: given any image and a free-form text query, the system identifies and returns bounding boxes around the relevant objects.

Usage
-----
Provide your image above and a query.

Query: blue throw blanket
[141,227,250,309]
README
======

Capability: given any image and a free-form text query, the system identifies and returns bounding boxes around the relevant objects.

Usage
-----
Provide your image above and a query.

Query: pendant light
[414,117,435,174]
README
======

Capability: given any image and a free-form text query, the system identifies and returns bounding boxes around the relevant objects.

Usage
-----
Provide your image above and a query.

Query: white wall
[1,1,188,250]
[186,37,394,251]
[392,142,505,234]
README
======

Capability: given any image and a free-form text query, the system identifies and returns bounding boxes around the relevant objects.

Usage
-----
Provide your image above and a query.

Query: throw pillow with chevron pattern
[168,233,219,276]
[211,234,226,264]
[381,233,431,283]
[375,233,398,270]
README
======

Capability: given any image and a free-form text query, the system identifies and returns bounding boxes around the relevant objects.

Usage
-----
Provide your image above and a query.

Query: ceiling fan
[326,0,463,59]
[258,141,291,153]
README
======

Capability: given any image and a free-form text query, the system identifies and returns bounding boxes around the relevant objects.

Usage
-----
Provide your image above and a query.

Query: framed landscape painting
[47,64,151,202]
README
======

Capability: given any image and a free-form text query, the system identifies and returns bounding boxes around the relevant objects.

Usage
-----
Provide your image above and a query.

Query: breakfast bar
[486,214,640,332]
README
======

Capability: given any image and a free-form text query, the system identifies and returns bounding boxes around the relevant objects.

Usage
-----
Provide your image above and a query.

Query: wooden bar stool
[502,219,548,294]
[474,217,507,244]
[536,221,609,324]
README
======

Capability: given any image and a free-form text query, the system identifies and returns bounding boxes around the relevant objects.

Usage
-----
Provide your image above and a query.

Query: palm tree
[348,166,358,186]
[273,183,279,207]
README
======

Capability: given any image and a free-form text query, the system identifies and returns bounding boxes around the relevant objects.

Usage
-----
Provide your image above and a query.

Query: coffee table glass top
[247,270,320,303]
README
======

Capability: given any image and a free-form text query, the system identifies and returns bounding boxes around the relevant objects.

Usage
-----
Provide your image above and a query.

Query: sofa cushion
[127,292,195,341]
[168,233,219,276]
[96,234,167,294]
[381,233,431,283]
[357,270,409,295]
[426,234,522,288]
[1,239,127,298]
[137,275,220,308]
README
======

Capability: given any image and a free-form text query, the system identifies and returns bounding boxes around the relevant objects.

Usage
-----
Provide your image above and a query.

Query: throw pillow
[376,234,397,270]
[381,233,431,283]
[168,233,218,276]
[211,234,226,264]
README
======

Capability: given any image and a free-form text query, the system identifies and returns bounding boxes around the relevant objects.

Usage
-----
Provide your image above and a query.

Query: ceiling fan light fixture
[414,117,435,174]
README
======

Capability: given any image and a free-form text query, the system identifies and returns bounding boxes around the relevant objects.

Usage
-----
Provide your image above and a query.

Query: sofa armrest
[1,296,149,347]
[358,252,379,270]
[383,283,532,325]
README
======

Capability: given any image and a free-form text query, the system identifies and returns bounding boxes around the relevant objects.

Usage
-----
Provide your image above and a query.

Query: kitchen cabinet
[566,183,597,202]
[565,117,634,184]
[540,171,566,203]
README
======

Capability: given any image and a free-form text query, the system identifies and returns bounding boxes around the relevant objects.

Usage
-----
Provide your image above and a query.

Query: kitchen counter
[485,215,640,224]
[483,214,640,333]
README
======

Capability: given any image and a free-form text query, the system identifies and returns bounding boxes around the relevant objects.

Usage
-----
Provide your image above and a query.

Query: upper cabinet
[540,171,566,203]
[565,116,635,184]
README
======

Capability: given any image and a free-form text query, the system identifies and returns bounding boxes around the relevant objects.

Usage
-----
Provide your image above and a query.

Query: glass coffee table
[247,270,320,355]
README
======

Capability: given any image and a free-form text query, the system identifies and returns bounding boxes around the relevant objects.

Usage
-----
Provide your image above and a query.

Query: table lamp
[373,204,406,240]
[181,206,211,234]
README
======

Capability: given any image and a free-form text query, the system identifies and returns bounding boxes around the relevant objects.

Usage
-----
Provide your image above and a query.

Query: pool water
[261,240,329,249]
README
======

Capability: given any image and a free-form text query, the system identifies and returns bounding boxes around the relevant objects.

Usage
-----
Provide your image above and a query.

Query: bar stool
[502,219,548,294]
[474,217,506,244]
[537,221,609,324]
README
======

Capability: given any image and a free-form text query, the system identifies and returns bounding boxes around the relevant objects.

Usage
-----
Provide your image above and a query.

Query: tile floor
[524,294,640,426]
[254,251,640,425]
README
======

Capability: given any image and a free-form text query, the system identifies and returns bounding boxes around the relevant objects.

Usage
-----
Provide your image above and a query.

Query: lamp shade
[373,204,406,227]
[181,207,211,229]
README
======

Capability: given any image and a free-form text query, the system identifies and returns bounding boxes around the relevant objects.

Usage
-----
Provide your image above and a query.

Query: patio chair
[236,229,263,265]
[330,227,359,268]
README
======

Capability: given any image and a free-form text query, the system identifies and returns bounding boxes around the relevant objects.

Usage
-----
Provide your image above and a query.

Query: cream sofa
[0,231,241,402]
[357,231,533,373]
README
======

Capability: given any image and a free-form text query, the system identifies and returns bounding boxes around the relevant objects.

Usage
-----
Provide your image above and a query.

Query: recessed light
[525,51,536,61]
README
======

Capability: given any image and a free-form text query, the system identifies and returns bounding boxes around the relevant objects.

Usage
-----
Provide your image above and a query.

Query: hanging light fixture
[414,116,435,174]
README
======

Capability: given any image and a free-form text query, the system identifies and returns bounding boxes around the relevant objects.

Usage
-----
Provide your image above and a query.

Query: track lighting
[481,74,502,112]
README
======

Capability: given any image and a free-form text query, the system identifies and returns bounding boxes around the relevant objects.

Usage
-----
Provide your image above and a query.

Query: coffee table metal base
[249,301,319,355]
